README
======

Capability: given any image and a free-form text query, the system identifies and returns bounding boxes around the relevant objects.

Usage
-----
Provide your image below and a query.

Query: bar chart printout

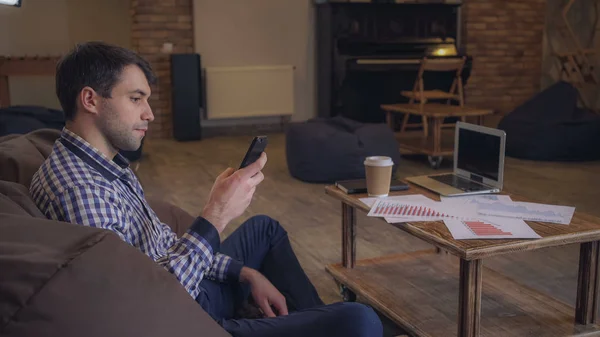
[366,198,542,240]
[464,220,511,236]
[367,200,449,218]
[443,218,541,240]
[477,201,575,225]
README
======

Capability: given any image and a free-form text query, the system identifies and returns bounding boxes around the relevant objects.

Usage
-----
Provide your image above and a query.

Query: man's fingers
[248,171,265,187]
[217,167,235,182]
[260,300,276,318]
[275,298,288,316]
[241,152,267,179]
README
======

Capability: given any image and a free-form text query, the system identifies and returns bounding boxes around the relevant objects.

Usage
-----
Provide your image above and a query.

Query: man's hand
[201,153,267,233]
[240,267,288,318]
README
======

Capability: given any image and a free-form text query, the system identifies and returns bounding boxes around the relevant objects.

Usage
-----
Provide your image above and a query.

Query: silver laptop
[406,122,507,197]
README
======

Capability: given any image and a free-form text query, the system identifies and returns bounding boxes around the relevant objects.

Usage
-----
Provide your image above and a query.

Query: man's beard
[97,100,144,152]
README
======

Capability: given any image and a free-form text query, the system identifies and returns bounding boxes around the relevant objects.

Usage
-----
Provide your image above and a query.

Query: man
[30,42,382,337]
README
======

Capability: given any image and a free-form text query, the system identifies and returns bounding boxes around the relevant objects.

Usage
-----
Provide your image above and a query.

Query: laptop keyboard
[430,174,489,192]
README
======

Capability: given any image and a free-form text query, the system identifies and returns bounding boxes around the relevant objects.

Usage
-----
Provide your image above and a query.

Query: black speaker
[171,53,202,141]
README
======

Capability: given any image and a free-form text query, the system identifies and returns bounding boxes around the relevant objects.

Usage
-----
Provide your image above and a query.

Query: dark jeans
[195,215,383,337]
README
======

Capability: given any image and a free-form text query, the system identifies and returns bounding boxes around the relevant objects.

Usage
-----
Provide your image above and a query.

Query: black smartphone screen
[239,136,268,169]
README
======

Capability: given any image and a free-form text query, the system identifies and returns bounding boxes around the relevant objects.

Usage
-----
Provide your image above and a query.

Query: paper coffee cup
[364,156,394,197]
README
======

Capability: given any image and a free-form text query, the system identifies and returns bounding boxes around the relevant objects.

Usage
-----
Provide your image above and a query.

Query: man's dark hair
[56,41,157,120]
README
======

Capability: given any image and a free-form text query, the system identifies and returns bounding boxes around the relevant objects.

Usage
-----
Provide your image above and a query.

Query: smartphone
[239,136,268,169]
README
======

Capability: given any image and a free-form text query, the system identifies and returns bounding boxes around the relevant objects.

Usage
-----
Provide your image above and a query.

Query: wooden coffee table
[324,183,600,337]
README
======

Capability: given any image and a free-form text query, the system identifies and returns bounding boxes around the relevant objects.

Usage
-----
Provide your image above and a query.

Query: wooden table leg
[385,110,393,129]
[431,117,442,154]
[342,203,356,269]
[576,241,600,325]
[476,115,484,125]
[458,259,482,337]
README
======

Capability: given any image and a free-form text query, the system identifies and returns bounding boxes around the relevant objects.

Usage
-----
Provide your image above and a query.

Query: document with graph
[366,198,468,221]
[360,194,434,209]
[440,194,513,205]
[476,200,575,225]
[443,217,541,240]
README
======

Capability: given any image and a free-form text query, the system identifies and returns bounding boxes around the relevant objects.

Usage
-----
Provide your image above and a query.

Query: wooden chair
[389,56,467,137]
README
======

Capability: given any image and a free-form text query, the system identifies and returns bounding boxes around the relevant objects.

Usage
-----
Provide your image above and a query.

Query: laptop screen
[457,128,501,181]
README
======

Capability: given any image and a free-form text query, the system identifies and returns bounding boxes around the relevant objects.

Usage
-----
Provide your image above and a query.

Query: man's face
[96,65,154,152]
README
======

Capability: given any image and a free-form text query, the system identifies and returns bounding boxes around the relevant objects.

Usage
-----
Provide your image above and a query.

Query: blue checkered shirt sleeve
[159,226,236,282]
[53,184,242,297]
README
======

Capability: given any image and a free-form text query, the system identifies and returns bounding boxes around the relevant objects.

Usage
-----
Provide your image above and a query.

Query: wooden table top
[380,103,494,117]
[325,182,600,260]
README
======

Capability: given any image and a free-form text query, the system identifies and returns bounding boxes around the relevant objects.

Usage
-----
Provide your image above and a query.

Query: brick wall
[463,0,547,116]
[130,0,194,139]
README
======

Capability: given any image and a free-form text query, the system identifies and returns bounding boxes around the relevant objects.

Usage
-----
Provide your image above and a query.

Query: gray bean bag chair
[498,81,600,161]
[285,116,401,183]
[0,105,65,137]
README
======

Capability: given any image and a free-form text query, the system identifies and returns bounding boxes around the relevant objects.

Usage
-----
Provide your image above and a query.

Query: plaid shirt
[30,128,243,299]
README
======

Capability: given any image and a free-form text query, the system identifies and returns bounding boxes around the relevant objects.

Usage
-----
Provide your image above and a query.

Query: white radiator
[204,65,294,119]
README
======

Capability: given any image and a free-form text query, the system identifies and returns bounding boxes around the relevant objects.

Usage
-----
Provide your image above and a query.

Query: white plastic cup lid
[364,156,394,167]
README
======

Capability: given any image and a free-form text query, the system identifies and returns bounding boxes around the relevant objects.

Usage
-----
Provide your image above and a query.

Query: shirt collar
[60,127,130,182]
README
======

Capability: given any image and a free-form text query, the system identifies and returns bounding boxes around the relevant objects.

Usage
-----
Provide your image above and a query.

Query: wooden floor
[136,132,600,333]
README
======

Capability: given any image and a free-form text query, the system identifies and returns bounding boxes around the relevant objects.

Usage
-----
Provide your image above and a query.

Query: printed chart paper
[366,198,470,222]
[476,200,575,225]
[361,195,447,223]
[443,217,541,240]
[385,215,445,223]
[440,194,512,204]
[369,201,446,218]
[360,194,433,208]
[360,193,550,240]
[438,194,513,219]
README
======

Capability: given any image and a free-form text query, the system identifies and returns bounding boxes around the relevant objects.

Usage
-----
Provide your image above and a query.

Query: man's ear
[79,87,101,115]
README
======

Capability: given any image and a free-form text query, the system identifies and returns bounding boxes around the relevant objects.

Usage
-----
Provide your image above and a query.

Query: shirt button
[191,285,196,291]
